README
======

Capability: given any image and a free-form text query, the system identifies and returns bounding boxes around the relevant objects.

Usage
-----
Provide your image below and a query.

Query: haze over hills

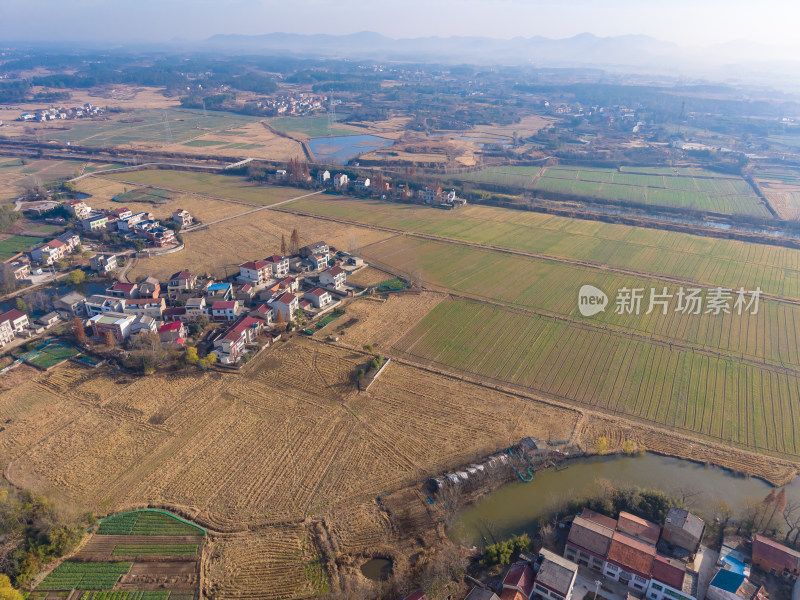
[202,31,800,85]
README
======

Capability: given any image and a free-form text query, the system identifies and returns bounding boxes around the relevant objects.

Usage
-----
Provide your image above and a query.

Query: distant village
[401,503,799,600]
[16,103,105,122]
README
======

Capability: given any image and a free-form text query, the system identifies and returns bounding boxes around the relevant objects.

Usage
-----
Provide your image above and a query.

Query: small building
[84,295,126,317]
[502,562,534,599]
[617,512,661,546]
[36,312,61,327]
[211,300,240,322]
[264,255,290,278]
[130,314,158,335]
[533,549,579,600]
[81,214,109,232]
[206,283,233,301]
[118,212,153,232]
[647,555,697,600]
[1,261,30,283]
[31,239,68,265]
[707,570,766,600]
[138,277,160,299]
[167,270,197,299]
[564,513,615,572]
[90,254,117,274]
[66,199,92,220]
[236,284,255,303]
[604,531,656,593]
[54,291,87,316]
[56,231,81,251]
[0,320,14,347]
[239,260,272,285]
[0,309,29,333]
[418,185,442,204]
[305,253,328,271]
[317,170,330,184]
[269,291,298,321]
[172,208,193,229]
[162,307,189,323]
[319,265,346,289]
[185,297,207,320]
[354,177,371,190]
[158,321,186,345]
[109,207,133,221]
[106,282,139,299]
[463,589,500,600]
[303,287,333,309]
[402,592,429,600]
[122,297,166,318]
[752,534,800,579]
[662,508,705,555]
[333,173,349,188]
[299,241,329,259]
[89,311,134,342]
[213,316,263,364]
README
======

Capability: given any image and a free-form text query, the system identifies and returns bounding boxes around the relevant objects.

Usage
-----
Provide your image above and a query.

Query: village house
[752,534,800,579]
[502,562,534,600]
[604,531,656,593]
[185,297,207,320]
[463,589,500,600]
[264,255,290,278]
[419,185,442,204]
[299,241,329,258]
[89,312,134,342]
[31,239,68,265]
[317,170,330,184]
[211,300,240,322]
[54,291,86,316]
[617,512,661,546]
[305,253,329,271]
[354,176,371,190]
[401,592,428,600]
[236,284,255,304]
[130,314,158,335]
[172,208,193,229]
[81,213,109,232]
[532,549,579,600]
[0,320,14,347]
[206,283,233,301]
[0,309,29,334]
[158,321,186,346]
[36,312,61,328]
[162,307,189,323]
[239,260,273,286]
[109,207,133,221]
[706,570,766,600]
[118,212,153,232]
[122,297,166,319]
[248,303,273,326]
[56,231,81,251]
[661,508,705,555]
[319,265,346,289]
[564,511,616,571]
[90,253,117,274]
[333,173,349,188]
[84,295,126,317]
[66,199,92,220]
[647,555,697,600]
[105,281,139,299]
[269,292,298,321]
[138,277,161,299]
[303,287,333,309]
[146,227,176,248]
[1,260,30,284]
[213,316,264,364]
[167,271,197,299]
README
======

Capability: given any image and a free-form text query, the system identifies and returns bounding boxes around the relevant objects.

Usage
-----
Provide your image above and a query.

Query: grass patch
[268,115,355,138]
[24,342,80,370]
[81,592,170,600]
[112,543,198,557]
[0,235,46,260]
[38,562,132,590]
[182,139,229,147]
[97,510,205,536]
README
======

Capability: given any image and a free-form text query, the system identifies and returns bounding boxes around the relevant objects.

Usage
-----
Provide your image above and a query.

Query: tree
[765,487,787,534]
[14,298,27,314]
[103,331,115,348]
[54,259,69,271]
[280,233,287,256]
[595,436,610,455]
[273,309,286,331]
[73,317,87,344]
[198,352,217,369]
[362,344,374,353]
[0,574,23,600]
[622,439,635,455]
[289,228,301,255]
[68,269,86,285]
[185,346,199,365]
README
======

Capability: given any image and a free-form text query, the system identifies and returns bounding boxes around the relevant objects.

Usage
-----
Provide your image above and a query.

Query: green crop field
[0,235,46,260]
[392,298,800,456]
[112,188,172,204]
[97,510,206,536]
[38,562,132,590]
[182,140,228,147]
[530,166,767,216]
[104,171,303,206]
[287,197,800,299]
[36,109,259,147]
[112,544,198,557]
[267,115,354,138]
[24,342,80,370]
[81,592,170,600]
[448,166,541,187]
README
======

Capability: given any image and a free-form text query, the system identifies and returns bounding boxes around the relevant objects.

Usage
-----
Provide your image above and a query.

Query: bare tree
[289,228,301,255]
[280,233,287,256]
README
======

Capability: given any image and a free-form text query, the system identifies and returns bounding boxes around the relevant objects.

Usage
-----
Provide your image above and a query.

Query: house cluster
[259,93,326,115]
[54,239,365,365]
[0,231,82,286]
[66,198,188,248]
[0,306,64,347]
[18,103,104,122]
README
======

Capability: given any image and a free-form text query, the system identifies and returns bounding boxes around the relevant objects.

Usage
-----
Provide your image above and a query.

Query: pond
[447,453,800,547]
[308,134,393,164]
[360,558,393,581]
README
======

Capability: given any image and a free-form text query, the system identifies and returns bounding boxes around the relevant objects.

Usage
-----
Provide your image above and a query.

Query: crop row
[98,510,205,536]
[81,592,170,600]
[112,544,198,557]
[38,562,132,590]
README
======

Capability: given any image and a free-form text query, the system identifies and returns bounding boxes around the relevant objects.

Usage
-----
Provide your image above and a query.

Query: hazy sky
[2,0,799,48]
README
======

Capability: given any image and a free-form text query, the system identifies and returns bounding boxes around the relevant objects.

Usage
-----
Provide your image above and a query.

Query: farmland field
[448,166,541,187]
[23,342,81,370]
[267,115,356,138]
[97,510,205,536]
[286,197,800,299]
[39,562,132,590]
[111,188,173,205]
[531,165,768,216]
[754,166,800,220]
[0,234,46,260]
[0,158,83,200]
[103,171,302,206]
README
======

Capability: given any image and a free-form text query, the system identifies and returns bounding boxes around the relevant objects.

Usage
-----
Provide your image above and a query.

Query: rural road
[183,190,325,233]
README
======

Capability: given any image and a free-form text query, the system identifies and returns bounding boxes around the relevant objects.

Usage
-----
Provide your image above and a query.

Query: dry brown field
[0,336,582,597]
[757,180,800,220]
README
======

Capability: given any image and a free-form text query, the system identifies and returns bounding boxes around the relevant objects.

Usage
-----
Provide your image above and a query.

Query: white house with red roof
[0,309,28,334]
[319,265,346,289]
[502,562,534,599]
[172,208,193,229]
[167,270,197,299]
[303,287,333,309]
[264,255,290,278]
[66,199,92,219]
[213,316,264,364]
[333,173,349,188]
[105,281,139,299]
[211,300,240,322]
[56,231,81,251]
[268,292,298,321]
[109,207,133,221]
[31,239,68,265]
[239,260,272,285]
[158,321,186,345]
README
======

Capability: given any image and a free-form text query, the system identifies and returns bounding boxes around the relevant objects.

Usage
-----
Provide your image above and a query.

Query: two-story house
[239,261,272,286]
[319,265,346,289]
[211,300,240,322]
[269,292,298,321]
[264,255,290,278]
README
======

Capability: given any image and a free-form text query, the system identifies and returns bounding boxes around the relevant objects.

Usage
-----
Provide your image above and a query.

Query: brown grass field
[0,337,581,597]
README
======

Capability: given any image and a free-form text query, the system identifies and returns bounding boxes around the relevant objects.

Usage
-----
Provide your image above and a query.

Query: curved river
[448,453,800,547]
